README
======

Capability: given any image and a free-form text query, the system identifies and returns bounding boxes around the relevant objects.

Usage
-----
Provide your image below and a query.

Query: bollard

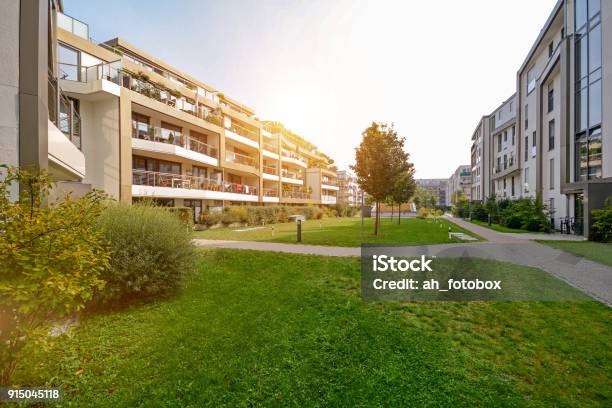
[448,226,452,240]
[297,219,302,242]
[271,226,275,236]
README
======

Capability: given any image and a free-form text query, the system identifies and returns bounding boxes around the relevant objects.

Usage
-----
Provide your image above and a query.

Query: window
[524,104,529,129]
[498,135,502,152]
[132,156,181,175]
[548,42,554,57]
[524,168,529,192]
[548,120,555,150]
[503,178,507,190]
[497,157,501,171]
[511,176,515,196]
[160,121,182,143]
[527,67,536,94]
[532,131,536,147]
[132,113,150,139]
[503,155,507,170]
[509,101,513,112]
[524,136,529,161]
[58,43,80,81]
[503,131,507,142]
[511,126,515,145]
[550,158,555,188]
[548,86,554,112]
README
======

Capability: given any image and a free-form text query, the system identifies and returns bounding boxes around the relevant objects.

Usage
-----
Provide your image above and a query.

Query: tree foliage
[0,166,110,385]
[389,169,416,224]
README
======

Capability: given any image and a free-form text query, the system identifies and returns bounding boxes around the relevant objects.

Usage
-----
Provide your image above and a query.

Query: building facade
[416,179,448,207]
[469,117,491,202]
[447,165,472,204]
[468,0,612,238]
[337,170,363,207]
[2,2,338,221]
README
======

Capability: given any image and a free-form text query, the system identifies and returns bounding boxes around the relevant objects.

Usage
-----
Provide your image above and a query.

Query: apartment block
[468,0,612,238]
[447,165,472,204]
[1,2,339,221]
[337,170,363,207]
[416,179,448,207]
[469,116,491,201]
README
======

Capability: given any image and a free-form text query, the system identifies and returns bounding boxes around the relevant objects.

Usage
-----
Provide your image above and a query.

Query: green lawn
[14,250,611,407]
[537,240,612,267]
[468,219,544,234]
[193,217,483,246]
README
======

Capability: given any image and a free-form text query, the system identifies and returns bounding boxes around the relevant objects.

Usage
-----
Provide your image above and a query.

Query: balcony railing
[132,121,218,158]
[263,188,279,197]
[281,168,303,179]
[226,122,259,142]
[48,71,81,150]
[58,61,122,84]
[322,195,337,204]
[281,149,307,164]
[322,178,338,186]
[57,12,88,40]
[225,151,258,168]
[263,165,278,175]
[282,190,311,199]
[132,169,257,195]
[263,141,278,152]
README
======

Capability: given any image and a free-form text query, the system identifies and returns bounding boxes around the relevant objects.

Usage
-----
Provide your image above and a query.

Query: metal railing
[321,178,338,186]
[58,61,122,84]
[282,190,311,199]
[48,71,81,150]
[263,188,279,197]
[226,121,259,141]
[132,169,257,195]
[132,121,218,158]
[263,141,278,152]
[322,195,337,203]
[263,165,278,175]
[281,149,307,164]
[58,12,88,39]
[225,151,258,168]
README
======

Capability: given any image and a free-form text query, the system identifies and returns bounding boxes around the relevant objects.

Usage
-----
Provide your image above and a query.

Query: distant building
[416,179,449,207]
[447,165,472,204]
[337,170,363,207]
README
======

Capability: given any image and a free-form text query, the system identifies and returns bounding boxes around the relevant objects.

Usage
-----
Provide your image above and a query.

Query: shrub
[503,214,522,229]
[96,203,195,303]
[222,206,248,225]
[416,207,430,219]
[590,205,612,242]
[471,202,488,222]
[199,211,222,227]
[165,206,193,228]
[0,166,110,385]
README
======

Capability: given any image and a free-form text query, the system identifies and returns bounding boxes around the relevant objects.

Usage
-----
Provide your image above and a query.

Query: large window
[58,43,80,81]
[574,0,602,180]
[548,86,554,113]
[548,120,555,150]
[550,158,555,189]
[526,67,536,94]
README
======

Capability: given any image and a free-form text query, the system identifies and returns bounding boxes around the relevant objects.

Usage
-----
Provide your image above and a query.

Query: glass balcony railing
[58,12,89,40]
[132,121,218,158]
[58,61,122,84]
[225,151,258,168]
[281,168,303,180]
[281,149,307,164]
[263,188,279,197]
[282,189,311,199]
[263,141,278,152]
[132,169,257,195]
[263,165,278,175]
[225,122,259,142]
[321,178,338,186]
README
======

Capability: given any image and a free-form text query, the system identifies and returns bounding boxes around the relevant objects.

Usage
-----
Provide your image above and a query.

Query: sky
[64,0,558,178]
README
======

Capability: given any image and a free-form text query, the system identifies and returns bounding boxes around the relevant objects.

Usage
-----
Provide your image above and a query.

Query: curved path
[193,218,611,306]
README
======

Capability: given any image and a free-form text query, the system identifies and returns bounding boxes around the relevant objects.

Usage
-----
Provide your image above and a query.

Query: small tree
[0,166,110,385]
[352,122,411,235]
[390,169,416,224]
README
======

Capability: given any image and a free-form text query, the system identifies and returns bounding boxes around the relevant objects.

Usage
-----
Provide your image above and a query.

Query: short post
[448,226,452,240]
[272,226,275,236]
[488,213,492,226]
[297,219,302,242]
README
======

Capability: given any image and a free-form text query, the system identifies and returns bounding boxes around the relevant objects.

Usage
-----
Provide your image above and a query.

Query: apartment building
[337,170,363,207]
[490,95,520,199]
[416,179,448,207]
[447,165,472,204]
[468,0,611,238]
[2,2,338,221]
[469,116,491,202]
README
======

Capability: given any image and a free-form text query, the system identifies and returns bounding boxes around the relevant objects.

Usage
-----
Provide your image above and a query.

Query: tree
[389,169,416,224]
[413,187,434,209]
[351,122,411,235]
[0,166,110,385]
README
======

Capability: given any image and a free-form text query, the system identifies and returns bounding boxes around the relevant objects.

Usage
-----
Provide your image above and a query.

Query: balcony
[281,168,303,185]
[263,188,280,203]
[126,75,224,129]
[132,169,258,201]
[322,195,337,205]
[262,165,279,181]
[225,122,259,149]
[282,189,311,199]
[132,122,218,166]
[58,12,88,40]
[263,141,278,152]
[225,151,258,169]
[281,149,308,167]
[49,72,81,150]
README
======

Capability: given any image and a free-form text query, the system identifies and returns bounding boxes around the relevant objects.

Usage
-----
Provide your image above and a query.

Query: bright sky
[64,0,558,178]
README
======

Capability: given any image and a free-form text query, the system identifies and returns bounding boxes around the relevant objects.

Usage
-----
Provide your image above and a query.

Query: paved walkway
[193,219,612,306]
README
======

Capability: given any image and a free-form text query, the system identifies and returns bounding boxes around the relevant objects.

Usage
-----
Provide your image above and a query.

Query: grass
[537,240,612,267]
[468,219,545,234]
[193,217,483,246]
[14,250,611,407]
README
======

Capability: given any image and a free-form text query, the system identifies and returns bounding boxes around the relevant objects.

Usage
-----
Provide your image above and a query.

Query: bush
[416,207,430,219]
[96,203,195,303]
[471,202,488,222]
[222,206,248,225]
[165,206,193,228]
[0,166,110,385]
[497,197,551,232]
[590,206,612,242]
[199,211,222,227]
[504,214,522,229]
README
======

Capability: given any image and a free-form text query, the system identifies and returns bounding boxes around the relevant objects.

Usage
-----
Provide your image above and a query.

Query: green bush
[165,206,193,228]
[496,197,551,232]
[471,202,488,222]
[199,211,222,227]
[96,203,195,303]
[590,206,612,242]
[0,166,110,385]
[416,207,430,219]
[222,206,248,225]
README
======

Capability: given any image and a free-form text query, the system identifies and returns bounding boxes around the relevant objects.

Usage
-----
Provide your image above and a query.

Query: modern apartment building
[1,2,338,220]
[447,165,472,204]
[490,95,520,199]
[469,116,491,201]
[416,179,448,207]
[337,170,363,207]
[468,0,611,238]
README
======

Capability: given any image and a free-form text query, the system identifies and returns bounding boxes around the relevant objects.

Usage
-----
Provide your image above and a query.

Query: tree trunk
[374,201,379,236]
[391,204,394,220]
[398,204,401,224]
